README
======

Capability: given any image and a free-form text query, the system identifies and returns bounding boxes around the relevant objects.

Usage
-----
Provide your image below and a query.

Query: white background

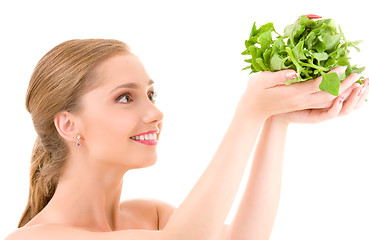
[1,0,368,239]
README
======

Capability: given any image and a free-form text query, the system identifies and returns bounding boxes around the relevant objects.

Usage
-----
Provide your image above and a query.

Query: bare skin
[6,53,368,240]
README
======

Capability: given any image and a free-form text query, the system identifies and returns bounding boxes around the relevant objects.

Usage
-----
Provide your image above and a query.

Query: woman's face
[76,53,164,169]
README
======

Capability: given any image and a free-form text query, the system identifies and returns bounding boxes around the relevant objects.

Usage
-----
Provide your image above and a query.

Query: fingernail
[358,85,366,96]
[337,65,348,75]
[286,71,299,80]
[339,95,345,103]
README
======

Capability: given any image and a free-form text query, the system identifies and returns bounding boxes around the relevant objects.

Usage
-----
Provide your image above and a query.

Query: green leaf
[313,36,327,52]
[299,15,316,28]
[312,52,328,62]
[292,40,307,60]
[336,56,349,66]
[250,22,258,37]
[256,58,268,71]
[321,33,343,52]
[241,49,248,55]
[351,65,366,74]
[325,19,337,32]
[258,22,275,34]
[249,46,263,71]
[275,37,285,50]
[306,31,316,49]
[259,30,272,50]
[283,23,294,38]
[270,54,284,71]
[263,49,272,63]
[292,23,306,43]
[319,72,341,96]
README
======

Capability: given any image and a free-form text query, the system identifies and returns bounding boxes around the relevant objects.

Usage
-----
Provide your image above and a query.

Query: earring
[76,135,81,147]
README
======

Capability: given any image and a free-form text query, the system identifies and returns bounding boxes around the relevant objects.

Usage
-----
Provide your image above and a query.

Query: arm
[222,77,368,240]
[224,116,289,240]
[163,110,265,240]
[163,67,358,240]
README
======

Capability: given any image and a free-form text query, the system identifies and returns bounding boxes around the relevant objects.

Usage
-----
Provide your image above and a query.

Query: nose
[142,101,164,125]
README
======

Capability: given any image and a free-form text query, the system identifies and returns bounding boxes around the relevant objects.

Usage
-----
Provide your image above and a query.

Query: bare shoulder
[5,224,93,240]
[5,223,163,240]
[5,199,176,240]
[120,198,176,230]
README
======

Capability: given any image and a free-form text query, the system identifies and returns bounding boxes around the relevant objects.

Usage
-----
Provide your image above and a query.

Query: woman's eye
[116,93,132,103]
[149,91,158,102]
[116,91,157,104]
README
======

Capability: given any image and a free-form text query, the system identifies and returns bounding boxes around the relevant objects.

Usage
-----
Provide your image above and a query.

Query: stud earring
[76,135,81,147]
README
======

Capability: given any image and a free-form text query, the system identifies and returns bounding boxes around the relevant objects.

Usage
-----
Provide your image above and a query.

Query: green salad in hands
[241,15,365,96]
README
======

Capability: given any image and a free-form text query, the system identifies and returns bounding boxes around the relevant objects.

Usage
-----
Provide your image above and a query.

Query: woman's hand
[237,66,359,121]
[271,78,369,125]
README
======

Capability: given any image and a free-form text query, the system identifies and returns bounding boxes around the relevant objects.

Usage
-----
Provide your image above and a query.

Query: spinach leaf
[242,16,365,96]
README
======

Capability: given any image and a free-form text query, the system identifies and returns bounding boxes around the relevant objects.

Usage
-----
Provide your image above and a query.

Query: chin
[140,157,157,168]
[128,156,157,170]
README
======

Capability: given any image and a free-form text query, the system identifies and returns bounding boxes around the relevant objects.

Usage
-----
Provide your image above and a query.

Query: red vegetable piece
[297,14,322,20]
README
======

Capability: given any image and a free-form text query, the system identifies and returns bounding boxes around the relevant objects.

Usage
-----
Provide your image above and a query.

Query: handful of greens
[241,15,365,96]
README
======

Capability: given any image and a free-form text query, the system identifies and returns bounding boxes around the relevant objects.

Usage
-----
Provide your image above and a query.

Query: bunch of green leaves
[241,16,365,96]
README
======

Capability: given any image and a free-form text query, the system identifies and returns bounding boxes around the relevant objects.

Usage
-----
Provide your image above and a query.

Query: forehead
[94,53,151,88]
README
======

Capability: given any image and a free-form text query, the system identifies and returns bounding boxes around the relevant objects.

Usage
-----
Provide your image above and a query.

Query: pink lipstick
[130,130,159,146]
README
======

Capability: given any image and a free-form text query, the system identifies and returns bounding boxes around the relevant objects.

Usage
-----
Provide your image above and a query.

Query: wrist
[234,100,269,124]
[267,115,290,128]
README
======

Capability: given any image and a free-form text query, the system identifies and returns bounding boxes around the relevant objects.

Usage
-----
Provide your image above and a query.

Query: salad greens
[241,15,365,96]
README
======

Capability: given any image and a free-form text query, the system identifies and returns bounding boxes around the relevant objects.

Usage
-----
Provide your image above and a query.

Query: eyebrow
[110,79,154,93]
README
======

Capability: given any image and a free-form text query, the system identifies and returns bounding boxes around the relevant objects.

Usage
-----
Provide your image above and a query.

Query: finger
[303,73,361,108]
[311,94,344,122]
[326,94,344,116]
[261,70,298,88]
[339,85,362,116]
[341,82,360,102]
[338,73,362,96]
[303,80,356,109]
[354,79,369,109]
[294,66,347,94]
[307,83,358,109]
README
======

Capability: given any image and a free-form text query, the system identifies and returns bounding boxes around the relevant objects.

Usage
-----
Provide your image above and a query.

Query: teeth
[131,133,157,141]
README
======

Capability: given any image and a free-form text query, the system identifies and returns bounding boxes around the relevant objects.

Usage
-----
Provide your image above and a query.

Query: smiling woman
[6,38,368,240]
[17,39,137,228]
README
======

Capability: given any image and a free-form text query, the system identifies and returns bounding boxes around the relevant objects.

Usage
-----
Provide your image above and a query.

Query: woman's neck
[41,153,127,231]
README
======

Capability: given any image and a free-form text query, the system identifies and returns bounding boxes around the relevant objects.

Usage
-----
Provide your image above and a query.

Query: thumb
[257,70,298,88]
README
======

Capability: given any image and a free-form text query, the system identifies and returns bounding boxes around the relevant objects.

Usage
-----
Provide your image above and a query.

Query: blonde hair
[19,39,130,228]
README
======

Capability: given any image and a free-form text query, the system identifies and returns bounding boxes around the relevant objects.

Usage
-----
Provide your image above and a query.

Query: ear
[54,111,80,144]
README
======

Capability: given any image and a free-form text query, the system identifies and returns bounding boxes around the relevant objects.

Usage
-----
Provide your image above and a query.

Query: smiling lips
[130,130,158,145]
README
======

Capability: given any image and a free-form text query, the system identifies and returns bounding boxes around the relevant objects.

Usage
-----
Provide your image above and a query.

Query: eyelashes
[116,90,158,104]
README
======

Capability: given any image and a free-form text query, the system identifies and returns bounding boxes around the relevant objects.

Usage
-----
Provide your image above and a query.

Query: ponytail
[18,136,56,227]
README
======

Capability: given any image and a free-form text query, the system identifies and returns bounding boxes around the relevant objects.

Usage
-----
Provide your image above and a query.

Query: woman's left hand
[272,78,369,125]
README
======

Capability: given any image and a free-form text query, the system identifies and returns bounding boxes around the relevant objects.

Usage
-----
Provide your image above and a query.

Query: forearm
[225,116,289,240]
[163,109,265,240]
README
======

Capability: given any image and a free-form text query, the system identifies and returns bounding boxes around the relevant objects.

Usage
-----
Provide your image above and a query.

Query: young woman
[6,39,368,240]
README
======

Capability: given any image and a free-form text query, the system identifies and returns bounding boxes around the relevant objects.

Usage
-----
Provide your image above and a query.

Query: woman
[6,38,368,240]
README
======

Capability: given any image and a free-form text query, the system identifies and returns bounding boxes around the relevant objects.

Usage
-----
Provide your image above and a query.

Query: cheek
[83,108,136,162]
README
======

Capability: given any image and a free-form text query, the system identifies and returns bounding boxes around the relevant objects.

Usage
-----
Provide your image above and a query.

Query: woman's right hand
[236,66,361,121]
